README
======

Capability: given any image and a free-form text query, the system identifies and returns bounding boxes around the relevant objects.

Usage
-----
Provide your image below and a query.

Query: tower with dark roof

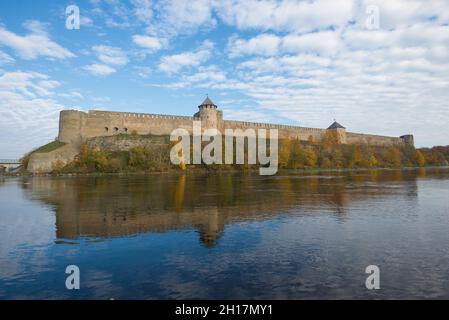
[326,120,347,144]
[199,96,217,109]
[194,95,223,130]
[327,121,346,130]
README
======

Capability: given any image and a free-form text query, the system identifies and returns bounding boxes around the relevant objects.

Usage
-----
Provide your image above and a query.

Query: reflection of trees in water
[19,169,430,247]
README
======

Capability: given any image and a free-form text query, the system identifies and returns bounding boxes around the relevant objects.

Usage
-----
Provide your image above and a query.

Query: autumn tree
[322,130,340,146]
[289,139,302,168]
[279,139,292,168]
[368,155,379,167]
[303,148,318,167]
[413,150,426,167]
[387,147,402,167]
[352,145,363,166]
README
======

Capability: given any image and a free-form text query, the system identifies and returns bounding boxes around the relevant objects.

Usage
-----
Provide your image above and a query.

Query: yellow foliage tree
[413,150,426,167]
[289,139,302,168]
[303,148,318,167]
[353,145,363,166]
[368,155,379,167]
[387,147,402,167]
[323,130,340,146]
[279,139,292,168]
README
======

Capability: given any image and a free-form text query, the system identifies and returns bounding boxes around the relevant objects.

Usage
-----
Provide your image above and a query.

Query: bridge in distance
[0,159,22,172]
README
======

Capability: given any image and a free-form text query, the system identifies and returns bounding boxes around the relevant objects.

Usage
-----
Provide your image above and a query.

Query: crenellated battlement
[28,97,416,173]
[57,97,414,149]
[88,110,198,121]
[224,120,328,132]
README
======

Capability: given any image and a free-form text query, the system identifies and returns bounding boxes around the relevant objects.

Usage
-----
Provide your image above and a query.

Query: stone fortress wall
[58,109,198,146]
[58,99,414,148]
[27,96,414,172]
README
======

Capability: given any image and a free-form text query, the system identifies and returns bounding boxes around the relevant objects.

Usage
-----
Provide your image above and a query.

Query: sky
[1,0,449,158]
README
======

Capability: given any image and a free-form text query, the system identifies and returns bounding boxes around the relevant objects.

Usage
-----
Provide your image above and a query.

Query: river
[1,168,449,299]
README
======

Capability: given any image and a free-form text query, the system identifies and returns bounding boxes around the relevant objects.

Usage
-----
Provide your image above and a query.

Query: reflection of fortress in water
[21,171,421,247]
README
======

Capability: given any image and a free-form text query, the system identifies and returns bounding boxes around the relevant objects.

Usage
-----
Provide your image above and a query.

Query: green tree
[129,145,147,168]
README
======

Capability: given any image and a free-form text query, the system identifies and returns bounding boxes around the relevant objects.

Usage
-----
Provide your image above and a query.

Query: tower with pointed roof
[326,120,347,144]
[194,95,223,130]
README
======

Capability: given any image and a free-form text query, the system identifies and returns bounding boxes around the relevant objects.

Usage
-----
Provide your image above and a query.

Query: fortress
[27,96,414,172]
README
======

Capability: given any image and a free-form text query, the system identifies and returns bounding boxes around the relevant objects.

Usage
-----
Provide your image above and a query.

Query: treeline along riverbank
[16,134,449,175]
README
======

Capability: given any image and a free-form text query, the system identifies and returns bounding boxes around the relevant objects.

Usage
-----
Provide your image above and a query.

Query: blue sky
[1,0,449,158]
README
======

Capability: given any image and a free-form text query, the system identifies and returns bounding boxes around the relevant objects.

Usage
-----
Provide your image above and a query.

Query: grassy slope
[31,141,66,154]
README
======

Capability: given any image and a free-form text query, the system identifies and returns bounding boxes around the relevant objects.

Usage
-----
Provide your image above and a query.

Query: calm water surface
[1,168,449,299]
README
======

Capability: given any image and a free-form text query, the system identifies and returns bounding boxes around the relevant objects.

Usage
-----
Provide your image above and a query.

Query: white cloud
[59,91,84,100]
[163,21,449,147]
[344,24,449,51]
[151,1,449,147]
[89,0,132,29]
[0,51,15,65]
[150,0,216,37]
[356,0,449,29]
[81,16,94,27]
[84,63,117,75]
[228,34,281,57]
[159,40,214,74]
[159,65,227,88]
[215,0,354,33]
[2,0,449,152]
[132,35,165,52]
[131,0,153,22]
[221,107,273,123]
[0,22,75,60]
[92,45,128,66]
[0,71,60,97]
[227,31,343,57]
[104,18,131,29]
[84,45,127,76]
[281,31,342,56]
[184,66,227,83]
[133,66,152,78]
[0,71,66,158]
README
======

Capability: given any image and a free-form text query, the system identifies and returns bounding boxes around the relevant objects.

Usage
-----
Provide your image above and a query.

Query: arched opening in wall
[105,127,109,132]
[114,127,119,133]
[124,128,128,133]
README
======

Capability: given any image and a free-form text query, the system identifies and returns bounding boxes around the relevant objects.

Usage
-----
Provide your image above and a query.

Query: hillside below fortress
[27,97,414,173]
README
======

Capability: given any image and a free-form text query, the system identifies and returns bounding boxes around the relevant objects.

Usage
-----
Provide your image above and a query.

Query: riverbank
[2,165,449,178]
[16,134,449,175]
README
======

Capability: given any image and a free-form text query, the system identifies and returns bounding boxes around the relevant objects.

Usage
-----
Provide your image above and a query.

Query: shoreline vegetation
[4,166,449,179]
[8,134,449,176]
